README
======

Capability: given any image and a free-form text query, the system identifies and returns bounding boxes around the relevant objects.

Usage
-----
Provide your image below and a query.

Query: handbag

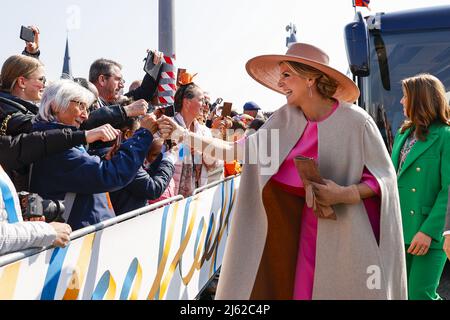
[294,156,336,220]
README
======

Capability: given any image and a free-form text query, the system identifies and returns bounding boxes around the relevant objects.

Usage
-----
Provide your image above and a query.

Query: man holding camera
[88,52,163,117]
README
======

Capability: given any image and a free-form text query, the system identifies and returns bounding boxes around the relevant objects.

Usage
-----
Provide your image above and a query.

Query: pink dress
[271,101,381,300]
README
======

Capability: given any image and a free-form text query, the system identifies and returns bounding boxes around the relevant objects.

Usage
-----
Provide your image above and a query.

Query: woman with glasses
[0,55,56,191]
[0,55,45,128]
[29,80,158,230]
[0,55,138,192]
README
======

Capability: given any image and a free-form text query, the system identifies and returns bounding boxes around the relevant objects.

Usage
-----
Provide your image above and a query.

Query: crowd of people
[1,26,450,300]
[0,26,266,254]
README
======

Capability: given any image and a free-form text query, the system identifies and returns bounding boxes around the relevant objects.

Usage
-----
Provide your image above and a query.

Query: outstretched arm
[157,115,243,163]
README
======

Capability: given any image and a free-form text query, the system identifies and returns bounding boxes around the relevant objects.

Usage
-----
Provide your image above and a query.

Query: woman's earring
[308,85,313,98]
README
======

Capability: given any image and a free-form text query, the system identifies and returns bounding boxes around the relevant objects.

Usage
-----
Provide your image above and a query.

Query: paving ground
[200,261,450,300]
[437,261,450,300]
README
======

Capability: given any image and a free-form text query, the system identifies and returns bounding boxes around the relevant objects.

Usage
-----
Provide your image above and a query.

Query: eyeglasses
[27,76,46,85]
[70,100,89,113]
[105,74,125,84]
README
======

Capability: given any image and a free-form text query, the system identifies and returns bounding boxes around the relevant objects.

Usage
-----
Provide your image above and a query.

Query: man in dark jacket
[88,53,162,108]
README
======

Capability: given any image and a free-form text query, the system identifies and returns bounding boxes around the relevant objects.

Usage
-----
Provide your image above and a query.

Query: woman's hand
[49,222,72,248]
[123,99,148,117]
[25,25,40,55]
[152,50,163,64]
[311,179,360,206]
[407,231,432,256]
[85,124,120,143]
[211,116,232,130]
[211,116,233,139]
[157,115,185,140]
[140,113,158,134]
[444,235,450,261]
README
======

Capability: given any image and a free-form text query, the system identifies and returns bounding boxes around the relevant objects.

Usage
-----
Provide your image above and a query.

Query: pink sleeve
[361,167,381,196]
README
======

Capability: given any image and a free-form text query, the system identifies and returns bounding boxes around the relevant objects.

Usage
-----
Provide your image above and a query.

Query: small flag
[354,0,370,9]
[157,55,176,105]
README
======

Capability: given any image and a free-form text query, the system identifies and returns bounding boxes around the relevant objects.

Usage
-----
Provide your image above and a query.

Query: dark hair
[119,117,140,133]
[173,83,200,113]
[231,120,246,131]
[89,58,122,84]
[248,118,265,131]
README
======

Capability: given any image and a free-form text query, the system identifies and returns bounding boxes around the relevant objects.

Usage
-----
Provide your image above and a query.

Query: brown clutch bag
[294,156,336,220]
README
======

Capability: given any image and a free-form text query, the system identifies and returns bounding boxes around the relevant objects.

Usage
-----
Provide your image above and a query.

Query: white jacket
[0,166,56,255]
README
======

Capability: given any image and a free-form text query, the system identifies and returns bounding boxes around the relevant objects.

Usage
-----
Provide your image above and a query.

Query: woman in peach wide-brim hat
[158,43,407,300]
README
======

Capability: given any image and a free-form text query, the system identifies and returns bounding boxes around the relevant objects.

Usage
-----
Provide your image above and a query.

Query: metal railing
[0,195,183,268]
[0,174,239,268]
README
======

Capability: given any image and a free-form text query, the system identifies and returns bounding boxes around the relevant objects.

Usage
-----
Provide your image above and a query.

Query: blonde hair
[283,61,338,99]
[0,54,44,93]
[400,73,450,140]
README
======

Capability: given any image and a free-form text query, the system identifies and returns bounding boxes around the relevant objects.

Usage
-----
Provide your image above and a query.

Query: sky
[2,0,450,112]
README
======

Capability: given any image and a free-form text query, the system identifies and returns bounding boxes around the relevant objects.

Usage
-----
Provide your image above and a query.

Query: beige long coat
[215,102,407,300]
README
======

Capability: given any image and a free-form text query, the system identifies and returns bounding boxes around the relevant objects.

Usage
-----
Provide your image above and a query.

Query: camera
[18,192,65,222]
[209,97,223,112]
[20,26,35,43]
[155,104,175,117]
[143,50,162,80]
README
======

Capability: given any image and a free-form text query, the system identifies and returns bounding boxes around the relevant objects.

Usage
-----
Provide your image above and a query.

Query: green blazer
[391,123,450,249]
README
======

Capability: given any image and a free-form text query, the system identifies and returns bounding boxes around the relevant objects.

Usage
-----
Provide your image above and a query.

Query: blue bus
[345,5,450,152]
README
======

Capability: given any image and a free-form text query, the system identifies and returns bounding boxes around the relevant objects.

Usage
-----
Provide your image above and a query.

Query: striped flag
[353,0,370,9]
[157,55,177,105]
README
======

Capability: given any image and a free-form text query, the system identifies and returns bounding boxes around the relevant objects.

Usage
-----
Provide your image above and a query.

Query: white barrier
[0,176,240,300]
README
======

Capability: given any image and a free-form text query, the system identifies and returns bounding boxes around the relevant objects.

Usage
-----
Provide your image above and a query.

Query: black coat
[0,92,125,190]
[0,129,86,170]
[0,93,37,135]
[0,92,127,135]
[124,73,159,102]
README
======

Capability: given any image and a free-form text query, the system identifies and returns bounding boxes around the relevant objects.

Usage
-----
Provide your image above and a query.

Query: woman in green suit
[392,73,450,300]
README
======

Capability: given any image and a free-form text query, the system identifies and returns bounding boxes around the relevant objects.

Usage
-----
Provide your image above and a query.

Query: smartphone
[20,26,35,43]
[114,132,123,149]
[143,50,156,75]
[221,102,232,118]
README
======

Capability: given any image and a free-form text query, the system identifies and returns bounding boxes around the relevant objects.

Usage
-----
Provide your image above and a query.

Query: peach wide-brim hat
[245,43,360,103]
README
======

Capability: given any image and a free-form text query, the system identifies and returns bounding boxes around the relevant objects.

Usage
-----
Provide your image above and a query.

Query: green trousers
[405,246,447,300]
